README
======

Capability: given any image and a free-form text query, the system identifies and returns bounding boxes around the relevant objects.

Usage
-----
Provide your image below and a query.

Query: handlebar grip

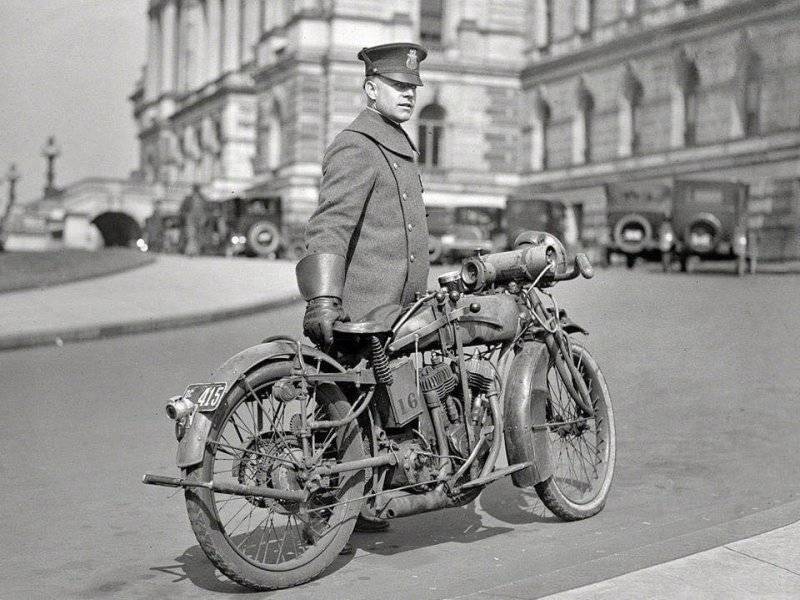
[576,254,594,279]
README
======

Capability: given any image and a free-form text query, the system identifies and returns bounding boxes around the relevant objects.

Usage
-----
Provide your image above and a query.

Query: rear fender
[503,342,553,487]
[176,340,342,469]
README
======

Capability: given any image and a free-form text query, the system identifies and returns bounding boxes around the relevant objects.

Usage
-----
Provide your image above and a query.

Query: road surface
[2,265,799,599]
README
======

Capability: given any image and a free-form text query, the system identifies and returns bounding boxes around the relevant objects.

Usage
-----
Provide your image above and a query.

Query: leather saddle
[333,303,403,336]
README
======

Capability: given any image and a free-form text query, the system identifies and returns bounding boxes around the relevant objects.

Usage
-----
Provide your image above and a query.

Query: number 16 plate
[182,382,228,412]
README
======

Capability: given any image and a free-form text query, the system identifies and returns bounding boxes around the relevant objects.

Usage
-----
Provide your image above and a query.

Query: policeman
[296,43,430,348]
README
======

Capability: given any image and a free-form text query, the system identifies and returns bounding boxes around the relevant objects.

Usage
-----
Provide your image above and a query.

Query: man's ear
[364,78,377,101]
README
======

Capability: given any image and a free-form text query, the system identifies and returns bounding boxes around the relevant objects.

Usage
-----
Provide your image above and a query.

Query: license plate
[691,232,711,247]
[182,382,228,412]
[623,229,643,241]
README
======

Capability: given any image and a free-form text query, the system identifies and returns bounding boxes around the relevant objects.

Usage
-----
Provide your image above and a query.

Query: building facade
[517,0,800,256]
[132,0,528,249]
[129,0,799,257]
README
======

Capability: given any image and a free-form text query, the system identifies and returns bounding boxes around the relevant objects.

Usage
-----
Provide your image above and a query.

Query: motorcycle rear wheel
[184,361,366,590]
[535,343,616,520]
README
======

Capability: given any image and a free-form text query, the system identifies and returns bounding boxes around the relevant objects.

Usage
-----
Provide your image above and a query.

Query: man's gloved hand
[303,296,347,348]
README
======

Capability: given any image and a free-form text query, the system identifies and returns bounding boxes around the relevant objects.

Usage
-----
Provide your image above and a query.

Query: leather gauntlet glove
[303,296,347,348]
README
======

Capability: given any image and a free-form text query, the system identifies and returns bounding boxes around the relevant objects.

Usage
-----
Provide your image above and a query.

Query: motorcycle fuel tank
[392,293,520,353]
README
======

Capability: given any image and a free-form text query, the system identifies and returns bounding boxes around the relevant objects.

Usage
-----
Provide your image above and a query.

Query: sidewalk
[543,519,800,599]
[0,254,301,351]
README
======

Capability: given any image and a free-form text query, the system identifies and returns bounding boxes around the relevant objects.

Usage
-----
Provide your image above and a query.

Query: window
[684,63,699,146]
[534,0,552,50]
[531,92,551,170]
[256,102,281,173]
[574,81,594,164]
[420,0,444,49]
[621,65,644,155]
[744,76,760,137]
[418,103,445,169]
[631,98,644,154]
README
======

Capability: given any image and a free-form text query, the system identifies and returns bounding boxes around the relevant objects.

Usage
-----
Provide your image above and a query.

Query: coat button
[409,254,415,262]
[392,162,398,169]
[407,223,413,231]
[402,192,408,200]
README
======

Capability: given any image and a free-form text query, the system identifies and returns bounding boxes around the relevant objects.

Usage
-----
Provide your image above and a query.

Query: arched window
[256,100,282,173]
[733,35,761,138]
[420,0,444,49]
[620,64,644,156]
[418,103,445,169]
[573,79,594,164]
[744,69,761,137]
[684,62,699,146]
[530,91,551,171]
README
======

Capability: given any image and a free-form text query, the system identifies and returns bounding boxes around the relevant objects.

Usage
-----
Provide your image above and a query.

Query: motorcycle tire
[184,361,366,590]
[534,342,616,521]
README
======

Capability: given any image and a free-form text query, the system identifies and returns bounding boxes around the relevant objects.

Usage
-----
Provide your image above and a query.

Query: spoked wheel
[534,342,616,520]
[184,361,366,590]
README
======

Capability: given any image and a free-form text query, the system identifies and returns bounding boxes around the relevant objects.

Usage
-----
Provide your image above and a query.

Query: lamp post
[42,135,61,197]
[0,163,21,251]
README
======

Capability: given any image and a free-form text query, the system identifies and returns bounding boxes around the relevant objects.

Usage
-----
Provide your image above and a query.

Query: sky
[0,1,146,206]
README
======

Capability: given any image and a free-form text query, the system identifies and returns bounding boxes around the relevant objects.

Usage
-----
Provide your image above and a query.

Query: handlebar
[552,254,594,282]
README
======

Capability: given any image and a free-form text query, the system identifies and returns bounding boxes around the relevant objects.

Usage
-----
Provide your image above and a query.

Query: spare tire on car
[246,220,281,257]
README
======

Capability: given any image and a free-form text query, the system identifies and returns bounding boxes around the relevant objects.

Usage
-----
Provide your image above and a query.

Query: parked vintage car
[604,181,673,270]
[669,180,755,275]
[427,206,499,264]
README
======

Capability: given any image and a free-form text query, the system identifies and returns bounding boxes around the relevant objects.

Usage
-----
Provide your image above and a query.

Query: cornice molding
[517,130,800,193]
[521,0,798,85]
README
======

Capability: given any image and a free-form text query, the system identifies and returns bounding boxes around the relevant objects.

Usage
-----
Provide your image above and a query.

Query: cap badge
[406,49,418,70]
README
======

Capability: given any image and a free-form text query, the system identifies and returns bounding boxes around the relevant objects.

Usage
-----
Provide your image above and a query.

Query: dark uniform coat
[305,108,430,319]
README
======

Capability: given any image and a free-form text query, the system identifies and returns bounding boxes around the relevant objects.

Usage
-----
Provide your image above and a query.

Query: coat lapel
[345,109,417,158]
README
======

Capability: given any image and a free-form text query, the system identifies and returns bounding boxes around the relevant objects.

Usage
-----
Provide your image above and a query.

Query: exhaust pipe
[165,395,195,420]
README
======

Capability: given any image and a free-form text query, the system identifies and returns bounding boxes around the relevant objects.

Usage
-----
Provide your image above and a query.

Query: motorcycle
[143,230,616,590]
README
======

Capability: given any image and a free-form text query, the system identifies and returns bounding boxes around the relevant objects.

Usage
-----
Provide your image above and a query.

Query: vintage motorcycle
[143,230,616,590]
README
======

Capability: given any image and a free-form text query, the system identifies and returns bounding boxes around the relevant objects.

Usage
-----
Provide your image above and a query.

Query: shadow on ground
[148,482,559,593]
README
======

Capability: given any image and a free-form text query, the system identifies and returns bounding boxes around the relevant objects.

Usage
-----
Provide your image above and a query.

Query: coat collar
[345,108,417,158]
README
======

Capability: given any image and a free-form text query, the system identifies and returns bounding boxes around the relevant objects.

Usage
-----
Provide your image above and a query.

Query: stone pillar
[206,0,222,81]
[160,0,177,94]
[241,0,261,64]
[145,10,161,100]
[222,0,241,73]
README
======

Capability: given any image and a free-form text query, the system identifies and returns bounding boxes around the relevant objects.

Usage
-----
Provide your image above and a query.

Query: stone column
[206,0,222,81]
[145,10,161,100]
[222,0,241,73]
[160,0,177,94]
[241,0,261,64]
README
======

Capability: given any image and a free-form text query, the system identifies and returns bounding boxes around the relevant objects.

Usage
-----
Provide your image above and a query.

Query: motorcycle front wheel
[184,361,366,590]
[535,342,616,520]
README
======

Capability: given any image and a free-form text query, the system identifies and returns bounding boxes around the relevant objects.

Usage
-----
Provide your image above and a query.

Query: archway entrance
[91,212,142,247]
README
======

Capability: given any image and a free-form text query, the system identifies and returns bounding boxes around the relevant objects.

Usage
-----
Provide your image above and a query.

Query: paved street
[1,265,799,599]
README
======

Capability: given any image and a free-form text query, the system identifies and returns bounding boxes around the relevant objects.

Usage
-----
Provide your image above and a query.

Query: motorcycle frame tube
[503,341,554,487]
[176,340,345,469]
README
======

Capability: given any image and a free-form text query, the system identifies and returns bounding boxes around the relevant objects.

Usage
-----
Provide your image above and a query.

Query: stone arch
[91,211,143,247]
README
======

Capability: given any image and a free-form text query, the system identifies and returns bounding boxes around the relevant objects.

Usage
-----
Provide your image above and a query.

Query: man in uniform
[296,43,430,348]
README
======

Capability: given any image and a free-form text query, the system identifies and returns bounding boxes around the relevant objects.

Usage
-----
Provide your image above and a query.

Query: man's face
[366,76,418,123]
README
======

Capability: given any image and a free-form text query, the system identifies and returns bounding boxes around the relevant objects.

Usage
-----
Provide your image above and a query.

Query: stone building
[130,0,800,257]
[516,0,800,256]
[132,0,528,249]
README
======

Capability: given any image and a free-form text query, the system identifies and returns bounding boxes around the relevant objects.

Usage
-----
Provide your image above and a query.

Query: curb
[0,293,302,352]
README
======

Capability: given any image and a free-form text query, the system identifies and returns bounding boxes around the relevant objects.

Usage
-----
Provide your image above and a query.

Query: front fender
[503,341,553,487]
[176,340,342,469]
